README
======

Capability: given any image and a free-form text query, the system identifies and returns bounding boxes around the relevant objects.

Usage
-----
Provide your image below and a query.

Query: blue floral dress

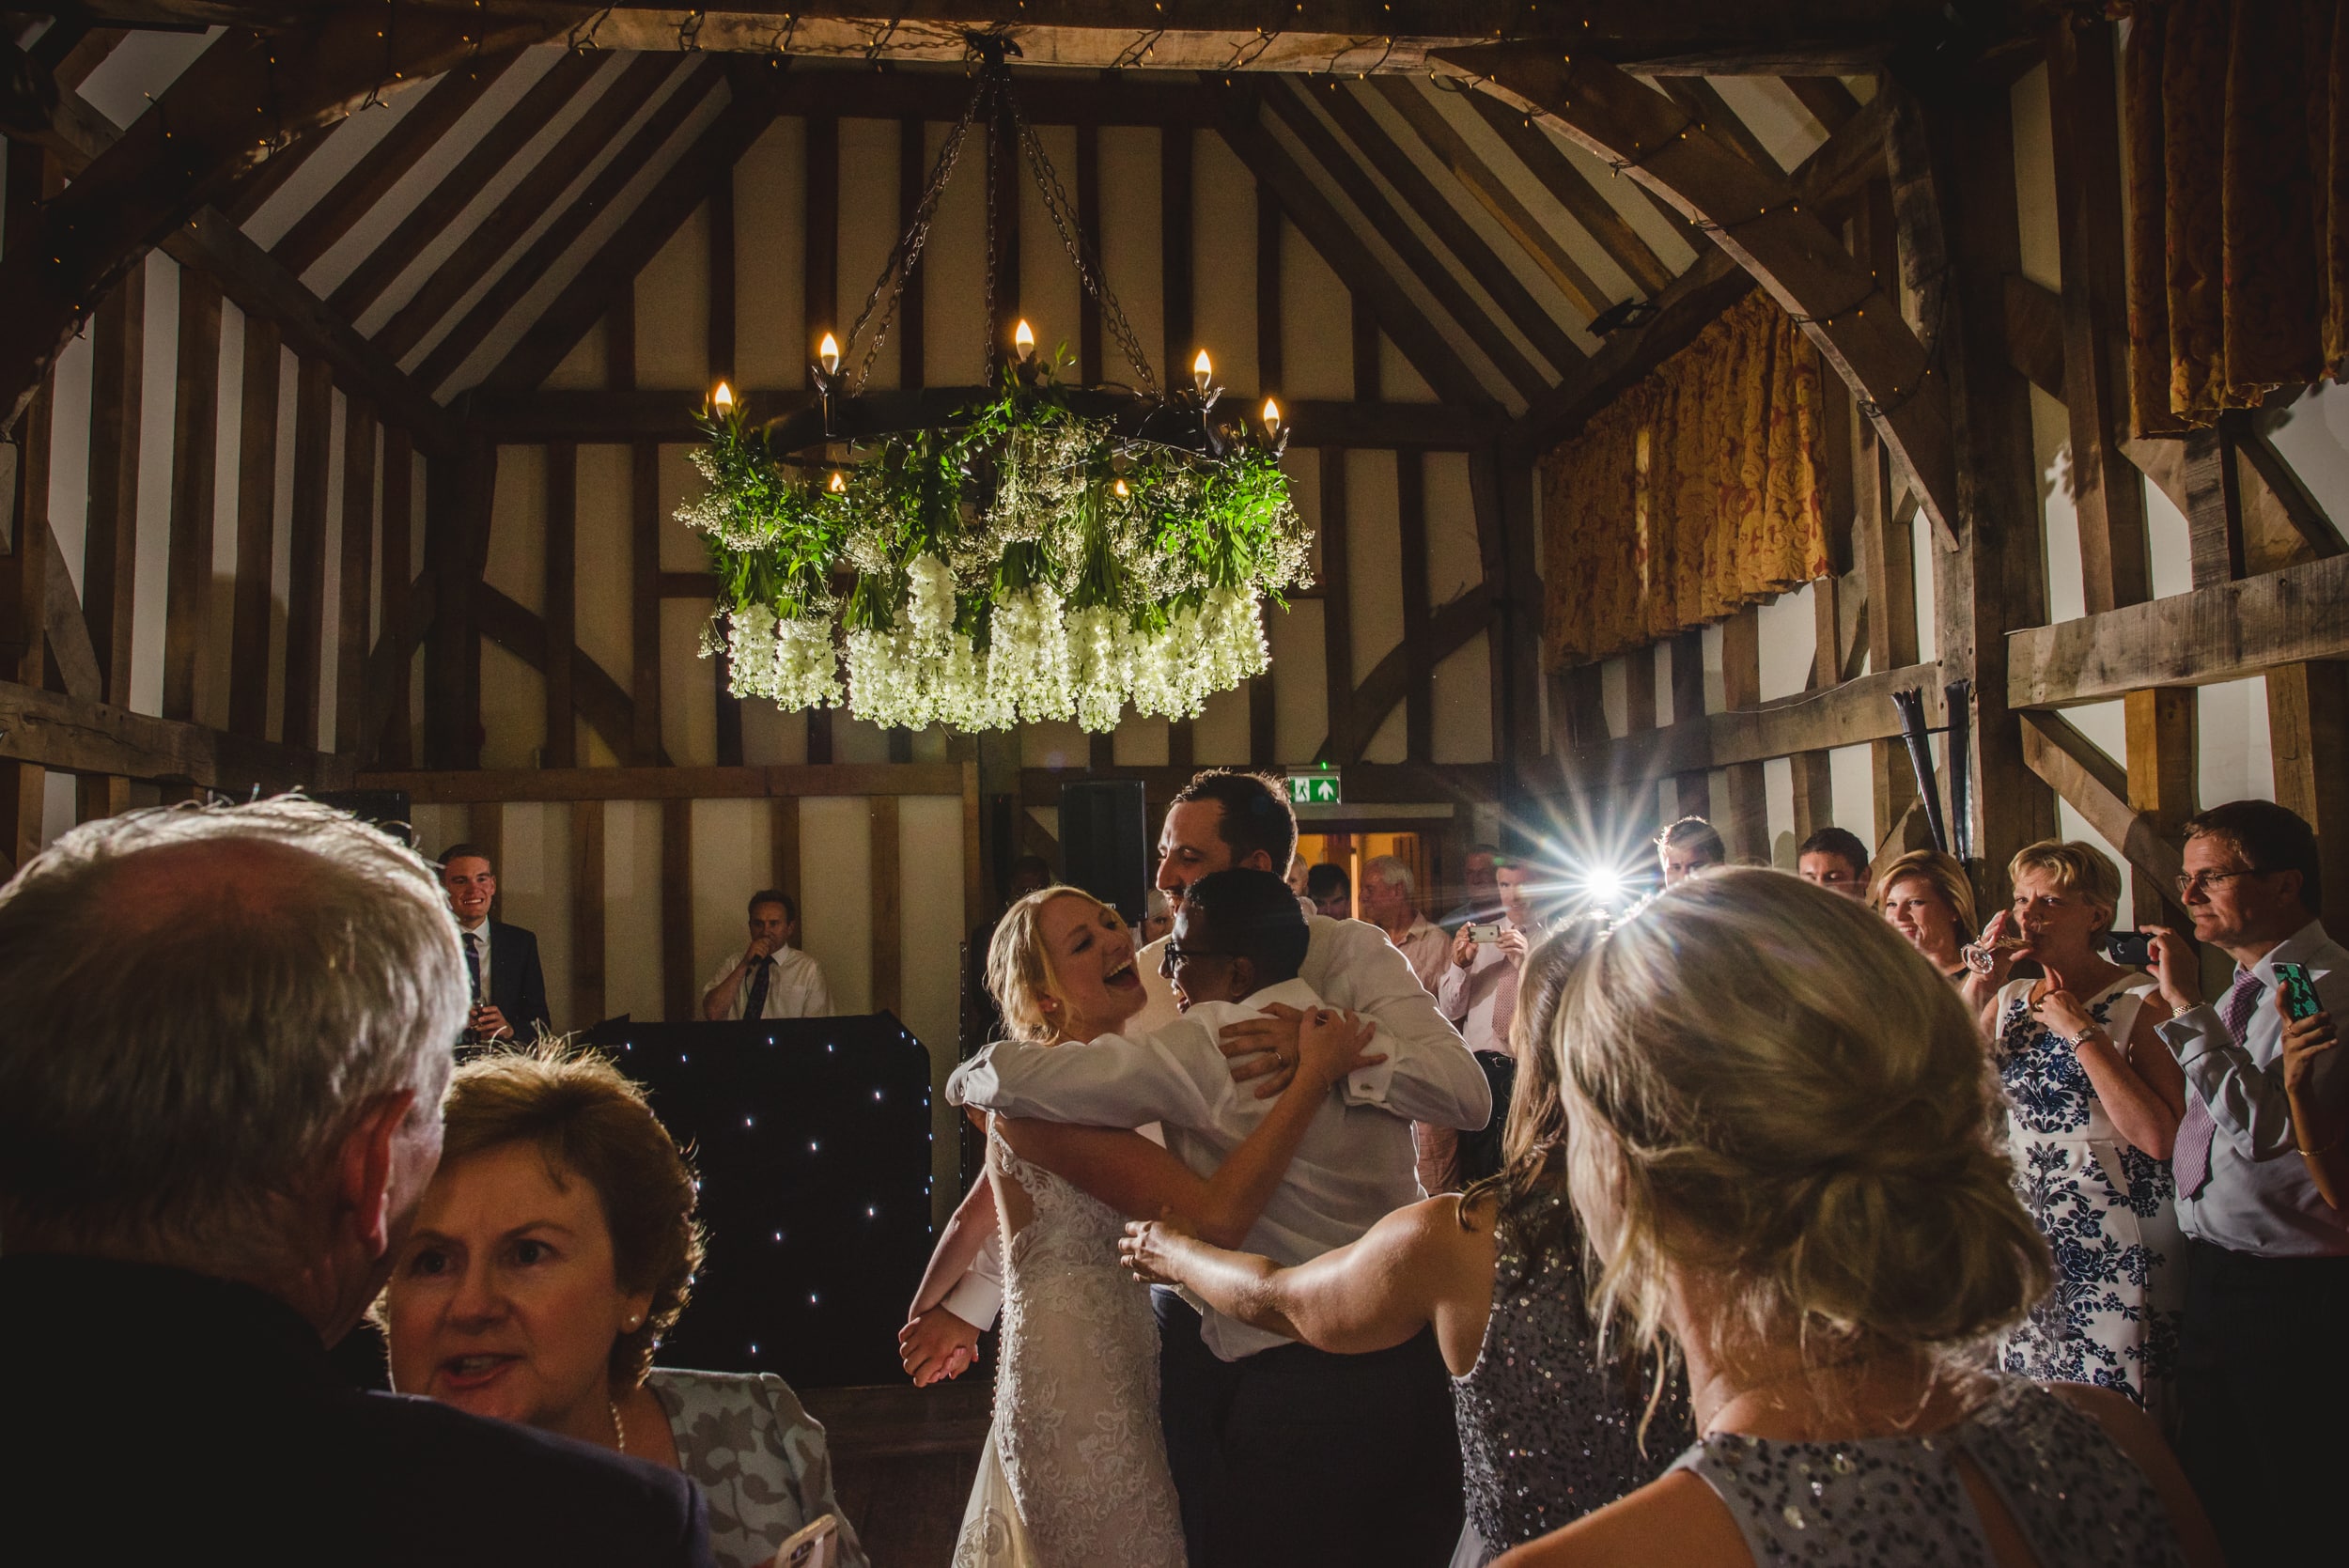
[1992,975,2181,1421]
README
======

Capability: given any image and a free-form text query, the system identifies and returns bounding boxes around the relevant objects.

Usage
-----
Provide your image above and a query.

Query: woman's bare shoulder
[1493,1471,1749,1568]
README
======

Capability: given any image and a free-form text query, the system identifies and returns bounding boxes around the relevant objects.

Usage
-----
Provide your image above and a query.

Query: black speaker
[1059,779,1150,924]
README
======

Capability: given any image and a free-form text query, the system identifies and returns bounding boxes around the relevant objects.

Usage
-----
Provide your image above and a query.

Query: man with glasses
[2139,800,2345,1565]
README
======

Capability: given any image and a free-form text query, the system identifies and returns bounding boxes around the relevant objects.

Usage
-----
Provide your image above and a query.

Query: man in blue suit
[438,843,551,1041]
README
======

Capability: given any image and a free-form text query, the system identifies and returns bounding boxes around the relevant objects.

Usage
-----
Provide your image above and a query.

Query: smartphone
[2107,930,2154,968]
[1467,923,1500,944]
[772,1514,837,1568]
[2275,961,2324,1021]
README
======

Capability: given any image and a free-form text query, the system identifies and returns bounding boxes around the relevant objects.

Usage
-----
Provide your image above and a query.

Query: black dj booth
[576,1012,939,1389]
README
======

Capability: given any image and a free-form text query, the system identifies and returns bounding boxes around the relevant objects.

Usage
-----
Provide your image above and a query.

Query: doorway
[1293,825,1451,923]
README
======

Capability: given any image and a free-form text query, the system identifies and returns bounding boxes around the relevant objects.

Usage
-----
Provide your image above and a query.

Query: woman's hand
[897,1305,979,1388]
[2036,987,2102,1049]
[2279,993,2338,1102]
[1294,1006,1383,1090]
[1119,1214,1199,1286]
[1962,911,2018,981]
[1220,1002,1303,1098]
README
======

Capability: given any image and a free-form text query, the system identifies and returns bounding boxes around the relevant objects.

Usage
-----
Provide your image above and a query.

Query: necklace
[609,1397,627,1452]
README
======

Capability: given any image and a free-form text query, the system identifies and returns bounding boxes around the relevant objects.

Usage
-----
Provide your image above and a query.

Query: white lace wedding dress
[952,1125,1188,1568]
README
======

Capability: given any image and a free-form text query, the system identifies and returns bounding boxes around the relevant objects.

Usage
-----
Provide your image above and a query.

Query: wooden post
[1669,630,1708,819]
[571,799,606,1027]
[84,268,145,713]
[544,441,577,768]
[334,396,378,755]
[226,314,276,739]
[708,163,742,768]
[1850,177,1921,854]
[1397,449,1433,762]
[283,358,335,752]
[661,798,692,1021]
[1720,606,1768,861]
[2047,16,2151,613]
[1,372,52,872]
[1255,178,1282,398]
[163,272,223,723]
[897,117,926,389]
[378,427,414,767]
[2123,687,2197,926]
[1077,121,1103,388]
[2267,663,2349,935]
[871,794,902,1017]
[770,796,801,912]
[1163,125,1196,770]
[2183,423,2247,587]
[1319,445,1354,762]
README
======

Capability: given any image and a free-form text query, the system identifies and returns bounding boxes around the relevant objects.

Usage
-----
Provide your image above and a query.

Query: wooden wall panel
[334,397,377,756]
[162,272,222,723]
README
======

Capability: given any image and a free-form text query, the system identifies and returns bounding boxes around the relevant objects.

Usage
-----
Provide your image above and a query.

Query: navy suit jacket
[0,1255,713,1568]
[485,918,551,1036]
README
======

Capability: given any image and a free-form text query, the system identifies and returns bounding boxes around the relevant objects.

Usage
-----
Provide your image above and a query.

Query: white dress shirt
[1434,919,1534,1056]
[2155,919,2349,1256]
[703,945,835,1021]
[1384,918,1453,996]
[947,973,1489,1359]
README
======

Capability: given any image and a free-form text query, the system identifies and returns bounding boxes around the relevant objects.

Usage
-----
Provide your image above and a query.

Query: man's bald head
[0,800,466,1281]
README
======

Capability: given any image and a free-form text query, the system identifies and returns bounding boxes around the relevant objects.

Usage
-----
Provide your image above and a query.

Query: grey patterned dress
[1449,1187,1692,1565]
[647,1367,870,1568]
[1672,1375,2186,1565]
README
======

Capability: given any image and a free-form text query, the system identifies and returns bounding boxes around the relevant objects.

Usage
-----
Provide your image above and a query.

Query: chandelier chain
[839,70,989,394]
[1004,89,1159,396]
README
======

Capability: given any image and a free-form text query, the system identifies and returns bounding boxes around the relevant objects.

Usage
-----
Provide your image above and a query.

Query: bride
[915,885,1377,1568]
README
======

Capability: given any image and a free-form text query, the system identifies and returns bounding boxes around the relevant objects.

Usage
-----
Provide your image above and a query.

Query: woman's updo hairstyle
[985,885,1122,1041]
[1557,868,2049,1374]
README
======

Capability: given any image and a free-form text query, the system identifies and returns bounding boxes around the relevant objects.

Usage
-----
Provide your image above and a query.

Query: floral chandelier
[678,39,1313,734]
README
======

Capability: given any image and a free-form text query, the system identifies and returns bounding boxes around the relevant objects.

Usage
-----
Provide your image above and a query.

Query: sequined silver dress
[1672,1375,2186,1565]
[1450,1188,1692,1565]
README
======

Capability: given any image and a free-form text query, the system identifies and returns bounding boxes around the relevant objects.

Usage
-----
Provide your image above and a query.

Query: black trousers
[1155,1288,1464,1568]
[2175,1237,2349,1563]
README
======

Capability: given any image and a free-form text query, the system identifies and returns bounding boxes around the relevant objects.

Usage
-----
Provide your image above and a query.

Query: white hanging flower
[1066,605,1128,733]
[769,611,845,710]
[985,582,1074,723]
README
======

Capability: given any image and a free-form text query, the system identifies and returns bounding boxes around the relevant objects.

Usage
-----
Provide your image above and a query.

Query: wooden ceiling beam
[1211,92,1489,411]
[1451,84,1676,297]
[1312,81,1586,374]
[413,54,725,392]
[1509,245,1753,451]
[1442,41,1959,544]
[1253,81,1547,404]
[374,52,680,366]
[327,49,604,321]
[1359,76,1612,321]
[482,60,787,392]
[0,5,569,430]
[1656,77,1784,174]
[1782,76,1863,133]
[70,4,1951,75]
[270,48,521,279]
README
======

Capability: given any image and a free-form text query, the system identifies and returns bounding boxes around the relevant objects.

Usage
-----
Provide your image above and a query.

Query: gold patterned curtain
[2123,0,2349,433]
[1539,290,1830,671]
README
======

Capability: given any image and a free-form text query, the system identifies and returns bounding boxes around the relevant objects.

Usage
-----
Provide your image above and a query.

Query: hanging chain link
[837,48,1160,398]
[1003,90,1159,396]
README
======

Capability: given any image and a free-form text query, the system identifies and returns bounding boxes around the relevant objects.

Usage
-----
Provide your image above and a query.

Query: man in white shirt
[2139,800,2347,1565]
[1359,854,1450,995]
[1422,855,1542,1193]
[950,862,1484,1568]
[700,890,834,1021]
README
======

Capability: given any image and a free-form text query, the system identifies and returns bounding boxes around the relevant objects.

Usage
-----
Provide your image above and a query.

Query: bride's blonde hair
[1557,868,2049,1378]
[986,885,1124,1041]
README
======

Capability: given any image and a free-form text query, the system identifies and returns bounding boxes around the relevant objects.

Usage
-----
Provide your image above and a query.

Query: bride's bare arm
[999,1010,1383,1247]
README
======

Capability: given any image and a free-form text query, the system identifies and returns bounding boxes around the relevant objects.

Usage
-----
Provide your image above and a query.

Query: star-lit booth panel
[583,1014,936,1389]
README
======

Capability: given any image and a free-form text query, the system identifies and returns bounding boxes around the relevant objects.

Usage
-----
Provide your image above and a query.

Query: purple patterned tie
[2173,968,2263,1199]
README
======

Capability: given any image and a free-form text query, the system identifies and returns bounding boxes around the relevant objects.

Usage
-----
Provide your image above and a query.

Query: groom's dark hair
[1181,868,1309,986]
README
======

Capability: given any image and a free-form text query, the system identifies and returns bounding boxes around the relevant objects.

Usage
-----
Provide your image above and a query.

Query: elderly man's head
[0,800,467,1343]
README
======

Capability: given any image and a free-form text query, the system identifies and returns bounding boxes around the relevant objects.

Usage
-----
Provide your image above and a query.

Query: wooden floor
[805,1377,993,1567]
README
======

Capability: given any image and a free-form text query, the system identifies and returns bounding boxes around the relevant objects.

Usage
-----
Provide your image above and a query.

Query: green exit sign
[1287,769,1342,805]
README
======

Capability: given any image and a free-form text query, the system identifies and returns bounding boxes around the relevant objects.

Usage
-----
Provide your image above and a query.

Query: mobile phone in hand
[772,1514,836,1568]
[2107,930,2154,968]
[2275,962,2324,1022]
[1467,923,1500,944]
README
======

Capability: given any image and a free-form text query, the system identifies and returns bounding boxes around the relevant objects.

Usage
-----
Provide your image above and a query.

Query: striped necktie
[2172,968,2263,1199]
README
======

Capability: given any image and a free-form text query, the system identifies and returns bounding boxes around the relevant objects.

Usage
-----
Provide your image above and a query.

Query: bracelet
[2296,1132,2344,1158]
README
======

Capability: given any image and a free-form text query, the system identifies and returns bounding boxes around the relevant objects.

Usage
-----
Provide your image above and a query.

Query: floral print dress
[1992,975,2182,1421]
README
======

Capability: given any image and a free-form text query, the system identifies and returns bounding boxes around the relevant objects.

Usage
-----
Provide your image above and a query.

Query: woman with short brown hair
[381,1045,866,1568]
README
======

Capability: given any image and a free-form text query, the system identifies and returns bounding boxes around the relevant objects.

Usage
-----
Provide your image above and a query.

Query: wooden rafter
[0,6,569,428]
[328,50,607,320]
[1657,78,1782,173]
[1203,90,1486,408]
[270,49,521,279]
[1510,245,1753,449]
[1263,79,1550,400]
[413,55,726,392]
[1313,81,1587,373]
[483,60,787,393]
[1452,85,1676,296]
[374,52,682,366]
[1439,42,1959,543]
[0,678,351,793]
[1782,76,1862,132]
[1361,77,1610,322]
[2019,709,2185,896]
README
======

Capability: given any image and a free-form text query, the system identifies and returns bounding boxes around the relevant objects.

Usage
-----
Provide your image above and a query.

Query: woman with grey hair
[1495,869,2217,1567]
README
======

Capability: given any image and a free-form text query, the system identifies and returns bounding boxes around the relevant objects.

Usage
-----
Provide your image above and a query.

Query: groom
[960,769,1488,1568]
